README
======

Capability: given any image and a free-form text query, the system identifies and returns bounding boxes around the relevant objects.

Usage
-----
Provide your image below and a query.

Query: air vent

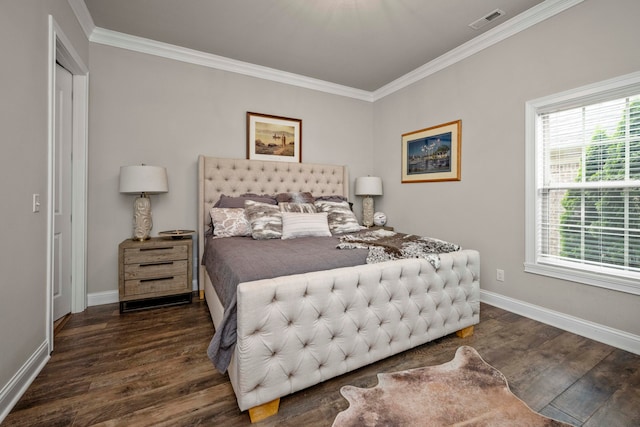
[469,9,506,30]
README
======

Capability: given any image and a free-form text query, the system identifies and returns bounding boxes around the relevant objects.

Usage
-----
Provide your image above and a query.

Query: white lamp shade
[355,176,383,196]
[119,165,168,194]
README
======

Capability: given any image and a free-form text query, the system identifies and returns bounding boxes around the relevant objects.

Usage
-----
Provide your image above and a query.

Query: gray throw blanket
[336,229,460,269]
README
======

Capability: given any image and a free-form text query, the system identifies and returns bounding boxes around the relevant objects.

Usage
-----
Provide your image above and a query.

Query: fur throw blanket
[337,229,460,269]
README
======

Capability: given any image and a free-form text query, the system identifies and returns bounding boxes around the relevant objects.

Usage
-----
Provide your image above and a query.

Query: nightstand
[118,237,193,312]
[369,225,394,231]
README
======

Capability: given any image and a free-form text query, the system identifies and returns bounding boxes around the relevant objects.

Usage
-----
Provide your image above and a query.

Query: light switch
[33,194,40,213]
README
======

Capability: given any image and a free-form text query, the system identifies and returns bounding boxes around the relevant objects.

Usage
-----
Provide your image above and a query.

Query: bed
[197,155,480,422]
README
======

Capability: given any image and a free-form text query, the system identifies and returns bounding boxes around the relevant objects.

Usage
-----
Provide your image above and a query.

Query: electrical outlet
[496,269,505,282]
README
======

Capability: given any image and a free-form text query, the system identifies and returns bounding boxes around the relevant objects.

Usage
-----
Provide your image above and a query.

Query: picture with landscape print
[247,112,302,162]
[402,120,461,182]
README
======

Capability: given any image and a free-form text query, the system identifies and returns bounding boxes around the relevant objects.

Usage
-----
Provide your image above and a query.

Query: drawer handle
[140,276,174,283]
[140,261,174,267]
[140,246,174,252]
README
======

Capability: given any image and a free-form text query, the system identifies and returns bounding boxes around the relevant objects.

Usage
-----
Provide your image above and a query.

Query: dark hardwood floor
[5,300,639,426]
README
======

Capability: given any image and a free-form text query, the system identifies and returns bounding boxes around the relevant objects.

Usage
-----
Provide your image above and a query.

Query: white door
[53,63,73,321]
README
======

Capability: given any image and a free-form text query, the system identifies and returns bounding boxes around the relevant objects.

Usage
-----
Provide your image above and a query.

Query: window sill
[524,261,640,296]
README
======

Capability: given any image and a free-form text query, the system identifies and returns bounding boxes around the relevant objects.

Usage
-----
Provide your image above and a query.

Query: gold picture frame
[401,120,461,183]
[247,112,302,163]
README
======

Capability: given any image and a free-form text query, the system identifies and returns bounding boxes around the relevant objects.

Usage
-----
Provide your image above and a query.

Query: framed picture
[247,112,302,163]
[401,120,461,183]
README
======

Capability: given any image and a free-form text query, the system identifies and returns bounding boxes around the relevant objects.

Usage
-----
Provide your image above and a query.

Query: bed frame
[198,155,480,422]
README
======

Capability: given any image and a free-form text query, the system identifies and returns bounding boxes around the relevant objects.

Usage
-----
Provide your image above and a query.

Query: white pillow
[210,208,251,237]
[281,212,331,239]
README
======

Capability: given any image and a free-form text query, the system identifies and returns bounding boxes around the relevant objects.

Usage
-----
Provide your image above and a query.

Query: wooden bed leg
[199,290,204,300]
[248,398,280,423]
[456,325,474,338]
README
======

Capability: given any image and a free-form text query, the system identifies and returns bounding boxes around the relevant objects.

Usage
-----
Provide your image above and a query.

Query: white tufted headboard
[197,155,350,289]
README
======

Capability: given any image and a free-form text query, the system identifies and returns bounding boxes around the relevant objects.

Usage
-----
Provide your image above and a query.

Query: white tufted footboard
[227,250,480,412]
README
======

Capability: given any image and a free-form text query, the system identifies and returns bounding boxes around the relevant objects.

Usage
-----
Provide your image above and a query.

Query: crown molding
[74,0,583,102]
[90,28,374,102]
[372,0,584,101]
[67,0,95,39]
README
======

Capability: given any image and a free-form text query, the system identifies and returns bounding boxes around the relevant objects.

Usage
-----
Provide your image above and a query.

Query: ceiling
[82,0,545,92]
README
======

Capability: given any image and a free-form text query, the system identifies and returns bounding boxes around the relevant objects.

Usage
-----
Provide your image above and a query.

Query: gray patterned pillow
[245,200,282,239]
[279,202,317,213]
[314,200,362,234]
[210,208,251,237]
[276,192,315,203]
[314,195,348,203]
[214,193,277,208]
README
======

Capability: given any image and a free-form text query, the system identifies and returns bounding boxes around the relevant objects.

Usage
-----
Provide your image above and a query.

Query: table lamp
[119,165,168,240]
[355,176,383,227]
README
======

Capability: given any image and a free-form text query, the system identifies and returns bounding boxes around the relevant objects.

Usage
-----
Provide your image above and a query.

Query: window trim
[525,71,640,296]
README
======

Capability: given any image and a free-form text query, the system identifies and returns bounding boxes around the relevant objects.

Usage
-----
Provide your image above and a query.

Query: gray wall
[0,0,88,406]
[372,0,640,335]
[3,0,639,417]
[87,43,374,294]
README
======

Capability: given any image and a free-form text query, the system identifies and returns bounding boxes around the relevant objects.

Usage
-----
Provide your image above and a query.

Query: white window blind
[525,72,640,294]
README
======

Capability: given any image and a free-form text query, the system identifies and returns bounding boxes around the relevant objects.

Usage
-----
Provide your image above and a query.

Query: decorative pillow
[314,200,362,234]
[210,208,251,238]
[281,212,331,239]
[314,195,348,203]
[244,200,282,239]
[276,192,315,204]
[279,202,317,213]
[214,193,277,208]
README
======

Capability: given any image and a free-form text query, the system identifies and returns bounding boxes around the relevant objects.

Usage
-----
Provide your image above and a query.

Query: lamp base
[132,195,153,240]
[362,196,374,228]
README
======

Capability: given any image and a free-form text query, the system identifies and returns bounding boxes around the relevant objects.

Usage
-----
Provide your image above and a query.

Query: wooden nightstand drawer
[124,260,188,280]
[123,244,188,264]
[123,275,189,297]
[118,237,193,312]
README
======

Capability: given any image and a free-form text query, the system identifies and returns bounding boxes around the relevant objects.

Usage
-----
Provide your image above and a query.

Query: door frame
[47,16,89,352]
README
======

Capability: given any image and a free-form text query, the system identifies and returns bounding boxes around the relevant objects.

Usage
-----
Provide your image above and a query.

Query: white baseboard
[480,290,640,355]
[0,341,50,423]
[87,290,118,306]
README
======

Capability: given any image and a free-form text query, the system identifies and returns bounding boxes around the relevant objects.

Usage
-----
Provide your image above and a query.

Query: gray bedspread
[203,235,368,373]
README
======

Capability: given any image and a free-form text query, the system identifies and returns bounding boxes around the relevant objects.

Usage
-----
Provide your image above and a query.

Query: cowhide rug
[332,346,569,427]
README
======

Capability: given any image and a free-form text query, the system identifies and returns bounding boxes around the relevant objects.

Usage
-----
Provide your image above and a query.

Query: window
[525,72,640,295]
